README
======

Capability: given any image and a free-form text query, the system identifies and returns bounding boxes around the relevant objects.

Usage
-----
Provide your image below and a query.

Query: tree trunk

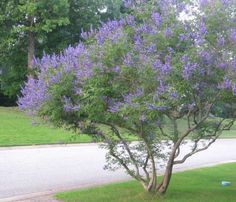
[157,159,174,194]
[146,171,157,192]
[157,144,178,194]
[28,31,35,70]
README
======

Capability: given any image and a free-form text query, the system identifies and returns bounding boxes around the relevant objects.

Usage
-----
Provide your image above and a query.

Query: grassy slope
[56,163,236,202]
[0,107,92,146]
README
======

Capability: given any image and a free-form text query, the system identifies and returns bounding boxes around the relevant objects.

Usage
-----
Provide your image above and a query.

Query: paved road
[0,139,236,201]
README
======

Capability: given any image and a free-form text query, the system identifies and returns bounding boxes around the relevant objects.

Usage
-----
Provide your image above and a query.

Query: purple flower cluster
[217,36,225,47]
[108,102,123,113]
[199,18,208,35]
[199,51,212,65]
[124,52,134,67]
[151,12,162,27]
[218,76,236,97]
[18,76,49,114]
[229,28,236,42]
[124,0,133,8]
[199,0,209,7]
[96,17,135,45]
[182,63,198,80]
[219,77,232,90]
[165,27,173,38]
[18,41,93,114]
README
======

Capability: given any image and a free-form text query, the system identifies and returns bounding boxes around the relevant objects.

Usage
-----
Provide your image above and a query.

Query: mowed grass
[0,107,92,146]
[0,107,235,146]
[175,118,236,139]
[56,163,236,202]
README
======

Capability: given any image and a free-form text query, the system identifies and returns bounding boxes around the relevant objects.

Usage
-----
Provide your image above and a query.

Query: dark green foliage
[0,0,124,104]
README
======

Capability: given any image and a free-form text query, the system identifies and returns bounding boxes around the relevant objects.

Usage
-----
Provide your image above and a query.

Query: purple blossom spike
[74,87,83,96]
[81,28,88,40]
[124,94,133,105]
[153,59,162,70]
[18,76,49,114]
[161,64,172,75]
[114,66,121,73]
[233,83,236,96]
[176,2,186,13]
[221,0,230,6]
[200,0,209,7]
[183,63,198,80]
[134,34,143,51]
[200,19,208,35]
[170,92,178,99]
[181,55,189,63]
[218,63,227,69]
[199,51,212,65]
[229,28,236,42]
[151,12,162,27]
[124,0,133,8]
[165,27,173,37]
[125,15,135,26]
[147,44,157,53]
[108,102,123,113]
[219,77,232,89]
[63,97,73,112]
[124,53,134,67]
[179,34,188,41]
[217,36,225,46]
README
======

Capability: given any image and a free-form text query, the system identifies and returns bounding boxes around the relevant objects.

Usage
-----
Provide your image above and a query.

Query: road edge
[1,160,236,202]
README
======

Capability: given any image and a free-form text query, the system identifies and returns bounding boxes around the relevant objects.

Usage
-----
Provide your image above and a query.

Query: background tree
[0,0,124,103]
[0,0,70,101]
[42,0,124,54]
[0,0,27,101]
[0,0,70,69]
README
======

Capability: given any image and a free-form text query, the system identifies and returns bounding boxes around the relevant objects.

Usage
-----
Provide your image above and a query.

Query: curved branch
[173,118,235,165]
[143,154,150,181]
[110,125,141,177]
[173,137,217,165]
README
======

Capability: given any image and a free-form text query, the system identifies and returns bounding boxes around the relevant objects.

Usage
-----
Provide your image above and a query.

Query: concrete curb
[0,179,130,202]
[0,138,235,151]
[1,192,56,202]
[0,143,103,151]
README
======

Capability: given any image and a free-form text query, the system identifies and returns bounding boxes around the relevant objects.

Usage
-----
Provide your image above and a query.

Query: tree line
[0,0,125,105]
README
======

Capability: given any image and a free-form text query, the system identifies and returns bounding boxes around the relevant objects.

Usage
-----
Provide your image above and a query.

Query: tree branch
[173,137,217,165]
[110,125,141,178]
[142,154,150,181]
[173,117,233,165]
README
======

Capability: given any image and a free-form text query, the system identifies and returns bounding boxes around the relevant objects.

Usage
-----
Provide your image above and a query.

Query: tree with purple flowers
[19,0,236,194]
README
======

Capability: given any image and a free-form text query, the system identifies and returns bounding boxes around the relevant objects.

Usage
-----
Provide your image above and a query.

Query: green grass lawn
[56,163,236,202]
[0,107,235,146]
[0,107,93,146]
[175,118,236,139]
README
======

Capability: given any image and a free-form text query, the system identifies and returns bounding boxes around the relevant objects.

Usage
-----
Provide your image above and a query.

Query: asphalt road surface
[0,139,236,201]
